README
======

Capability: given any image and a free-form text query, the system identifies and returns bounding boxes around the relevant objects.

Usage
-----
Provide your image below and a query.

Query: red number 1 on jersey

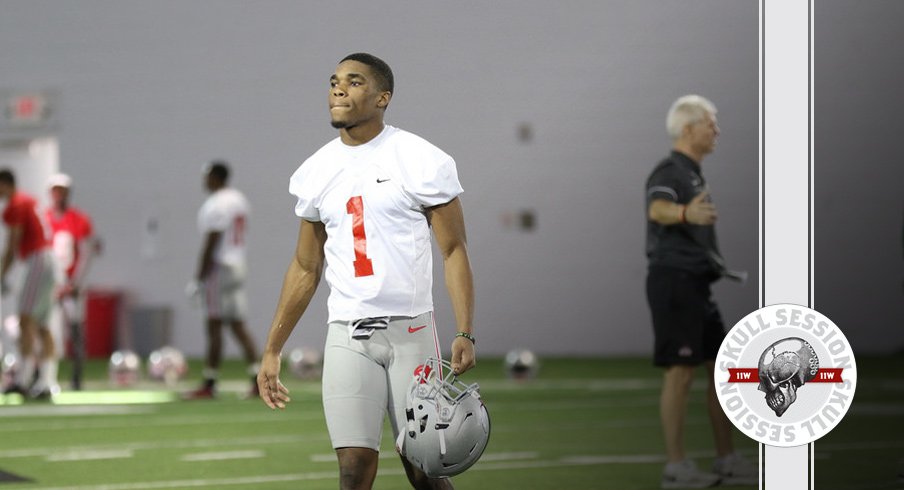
[346,196,374,277]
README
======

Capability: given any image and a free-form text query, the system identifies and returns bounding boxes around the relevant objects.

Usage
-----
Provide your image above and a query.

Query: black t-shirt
[645,151,723,277]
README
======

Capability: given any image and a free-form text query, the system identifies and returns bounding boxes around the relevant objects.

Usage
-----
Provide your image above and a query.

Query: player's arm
[67,233,99,295]
[427,197,476,375]
[65,223,102,293]
[258,219,327,409]
[0,225,22,284]
[195,231,222,282]
[648,192,717,226]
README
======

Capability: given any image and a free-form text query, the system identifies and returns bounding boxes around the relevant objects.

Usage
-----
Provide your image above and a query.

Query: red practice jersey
[46,207,93,279]
[2,192,49,259]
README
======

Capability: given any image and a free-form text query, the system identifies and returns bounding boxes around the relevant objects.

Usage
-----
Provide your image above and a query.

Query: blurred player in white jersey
[258,53,476,490]
[45,173,98,392]
[186,161,259,399]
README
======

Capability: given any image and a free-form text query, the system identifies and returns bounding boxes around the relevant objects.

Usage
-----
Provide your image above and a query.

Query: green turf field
[0,356,900,489]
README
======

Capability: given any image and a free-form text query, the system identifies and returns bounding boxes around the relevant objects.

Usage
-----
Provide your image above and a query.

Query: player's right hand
[258,352,290,410]
[184,280,201,298]
[685,191,718,225]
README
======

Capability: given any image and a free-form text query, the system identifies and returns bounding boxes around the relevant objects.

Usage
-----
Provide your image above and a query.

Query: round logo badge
[714,304,857,447]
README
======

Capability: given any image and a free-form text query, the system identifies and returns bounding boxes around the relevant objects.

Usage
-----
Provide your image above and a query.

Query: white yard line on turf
[0,405,157,417]
[309,450,539,463]
[180,450,266,462]
[18,449,760,490]
[0,435,317,459]
[46,450,134,462]
[0,411,322,434]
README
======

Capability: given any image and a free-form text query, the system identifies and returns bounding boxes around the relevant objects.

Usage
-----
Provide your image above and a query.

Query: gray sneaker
[712,453,758,486]
[662,460,721,489]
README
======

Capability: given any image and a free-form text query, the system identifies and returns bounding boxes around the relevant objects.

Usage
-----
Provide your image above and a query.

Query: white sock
[40,358,59,389]
[247,363,260,376]
[17,356,36,387]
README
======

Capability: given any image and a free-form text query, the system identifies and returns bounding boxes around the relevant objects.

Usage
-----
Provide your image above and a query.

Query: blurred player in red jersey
[45,173,98,391]
[0,169,58,398]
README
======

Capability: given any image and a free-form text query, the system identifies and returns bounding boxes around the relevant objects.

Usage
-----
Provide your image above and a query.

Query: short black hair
[208,160,230,183]
[0,169,15,186]
[340,53,394,94]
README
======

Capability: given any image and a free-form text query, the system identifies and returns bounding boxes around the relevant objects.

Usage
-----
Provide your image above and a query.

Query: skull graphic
[757,337,819,417]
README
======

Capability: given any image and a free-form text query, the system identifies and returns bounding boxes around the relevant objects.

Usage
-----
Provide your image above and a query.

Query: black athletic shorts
[646,266,726,367]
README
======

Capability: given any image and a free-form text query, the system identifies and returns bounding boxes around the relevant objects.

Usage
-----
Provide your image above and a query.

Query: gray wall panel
[0,1,761,356]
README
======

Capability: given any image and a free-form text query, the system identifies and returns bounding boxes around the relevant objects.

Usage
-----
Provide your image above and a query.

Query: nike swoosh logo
[408,325,428,334]
[376,178,391,183]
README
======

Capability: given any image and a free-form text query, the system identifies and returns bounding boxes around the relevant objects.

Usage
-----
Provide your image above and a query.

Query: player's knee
[206,322,223,338]
[666,365,696,388]
[229,321,249,337]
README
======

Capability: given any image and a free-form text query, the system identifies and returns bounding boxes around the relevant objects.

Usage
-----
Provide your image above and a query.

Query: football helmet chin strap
[397,357,491,478]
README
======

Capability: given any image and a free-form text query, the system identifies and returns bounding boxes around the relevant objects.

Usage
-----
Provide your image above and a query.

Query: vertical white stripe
[430,311,442,381]
[759,442,764,490]
[808,11,818,489]
[762,0,812,489]
[430,311,441,360]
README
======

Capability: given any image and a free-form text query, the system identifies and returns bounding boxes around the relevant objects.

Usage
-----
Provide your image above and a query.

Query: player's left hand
[451,336,476,375]
[56,282,77,300]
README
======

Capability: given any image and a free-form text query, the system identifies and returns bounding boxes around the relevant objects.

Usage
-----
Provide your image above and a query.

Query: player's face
[328,61,388,129]
[689,112,720,155]
[50,186,68,207]
[204,172,216,192]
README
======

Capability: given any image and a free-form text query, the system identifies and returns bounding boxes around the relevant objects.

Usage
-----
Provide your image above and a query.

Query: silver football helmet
[504,348,539,380]
[109,350,141,387]
[288,346,323,380]
[147,346,188,385]
[397,357,490,478]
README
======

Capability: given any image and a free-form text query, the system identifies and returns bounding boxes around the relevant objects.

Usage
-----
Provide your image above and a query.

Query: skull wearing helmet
[757,337,819,417]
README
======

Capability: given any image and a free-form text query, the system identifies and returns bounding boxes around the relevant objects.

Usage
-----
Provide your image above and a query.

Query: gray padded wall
[2,1,769,356]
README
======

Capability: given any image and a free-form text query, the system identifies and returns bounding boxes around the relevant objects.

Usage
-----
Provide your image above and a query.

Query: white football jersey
[290,125,463,322]
[197,187,251,268]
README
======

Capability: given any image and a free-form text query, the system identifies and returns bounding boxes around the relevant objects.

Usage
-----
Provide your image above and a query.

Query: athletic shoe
[662,460,721,489]
[182,385,216,400]
[29,381,60,399]
[2,384,27,397]
[712,453,758,486]
[30,389,53,401]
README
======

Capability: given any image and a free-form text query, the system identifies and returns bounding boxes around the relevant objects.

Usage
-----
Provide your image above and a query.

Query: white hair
[666,95,717,140]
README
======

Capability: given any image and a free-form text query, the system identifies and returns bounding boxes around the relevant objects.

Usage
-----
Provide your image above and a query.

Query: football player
[185,161,259,399]
[0,169,58,399]
[258,53,476,490]
[45,173,98,392]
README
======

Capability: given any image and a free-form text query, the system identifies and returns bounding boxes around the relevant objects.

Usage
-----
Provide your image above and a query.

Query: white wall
[0,0,762,356]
